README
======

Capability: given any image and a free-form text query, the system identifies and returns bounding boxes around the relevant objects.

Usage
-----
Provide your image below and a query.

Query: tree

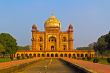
[17,45,31,50]
[97,36,107,55]
[76,47,89,50]
[0,43,5,57]
[88,42,96,50]
[93,31,110,57]
[0,43,5,53]
[0,33,17,55]
[24,45,31,50]
[105,31,110,49]
[76,43,95,50]
[17,46,25,50]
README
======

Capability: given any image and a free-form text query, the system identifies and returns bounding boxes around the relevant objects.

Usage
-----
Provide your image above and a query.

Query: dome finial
[51,12,54,16]
[51,10,55,16]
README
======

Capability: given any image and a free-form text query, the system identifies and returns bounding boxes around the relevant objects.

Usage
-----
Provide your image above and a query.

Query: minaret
[68,24,74,51]
[32,24,37,51]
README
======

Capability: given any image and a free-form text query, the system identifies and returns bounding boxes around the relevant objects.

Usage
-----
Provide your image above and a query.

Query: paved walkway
[0,58,39,70]
[63,58,110,73]
[14,59,77,73]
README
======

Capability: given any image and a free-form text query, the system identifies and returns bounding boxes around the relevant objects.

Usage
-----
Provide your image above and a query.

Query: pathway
[0,58,39,70]
[14,58,78,73]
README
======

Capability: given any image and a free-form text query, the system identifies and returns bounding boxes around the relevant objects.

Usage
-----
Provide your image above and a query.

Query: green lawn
[98,58,110,65]
[0,58,11,62]
[83,58,110,65]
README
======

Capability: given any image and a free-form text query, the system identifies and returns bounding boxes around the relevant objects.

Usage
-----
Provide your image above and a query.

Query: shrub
[72,56,76,59]
[17,56,21,60]
[22,56,25,59]
[17,56,20,60]
[10,56,14,60]
[0,58,11,62]
[87,57,91,61]
[107,58,110,63]
[93,58,99,63]
[82,57,85,60]
[26,56,29,59]
[29,55,33,58]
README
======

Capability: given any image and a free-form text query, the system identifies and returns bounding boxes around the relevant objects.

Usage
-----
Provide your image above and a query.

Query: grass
[0,58,11,62]
[82,57,110,65]
[0,57,32,62]
[98,58,110,65]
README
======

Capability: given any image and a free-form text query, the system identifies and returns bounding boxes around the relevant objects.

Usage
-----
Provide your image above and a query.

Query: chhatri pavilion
[15,15,95,58]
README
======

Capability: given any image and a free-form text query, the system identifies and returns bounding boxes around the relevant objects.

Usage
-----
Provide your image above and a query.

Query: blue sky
[0,0,110,48]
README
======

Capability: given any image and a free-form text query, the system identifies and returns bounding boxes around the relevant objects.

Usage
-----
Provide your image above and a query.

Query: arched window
[85,54,88,57]
[64,54,67,57]
[29,54,32,58]
[38,53,40,57]
[69,54,71,57]
[81,54,84,57]
[51,46,55,51]
[60,54,63,57]
[55,53,58,57]
[33,54,36,57]
[25,54,28,57]
[47,53,49,57]
[17,54,20,56]
[39,37,43,42]
[21,54,24,58]
[51,54,54,57]
[63,45,67,50]
[42,54,45,57]
[49,36,56,42]
[62,37,67,42]
[73,54,75,57]
[39,44,43,51]
[32,37,36,41]
[21,54,24,57]
[77,54,80,57]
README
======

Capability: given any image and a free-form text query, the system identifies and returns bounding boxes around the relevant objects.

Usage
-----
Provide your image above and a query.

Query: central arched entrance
[49,36,56,51]
[51,46,55,50]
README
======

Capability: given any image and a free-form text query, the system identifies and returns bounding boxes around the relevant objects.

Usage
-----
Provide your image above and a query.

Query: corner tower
[32,24,37,51]
[68,24,74,50]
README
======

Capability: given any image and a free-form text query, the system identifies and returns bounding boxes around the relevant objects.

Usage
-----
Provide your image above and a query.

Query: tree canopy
[93,31,110,56]
[76,31,110,56]
[76,43,95,50]
[17,45,31,50]
[0,43,5,52]
[0,33,17,54]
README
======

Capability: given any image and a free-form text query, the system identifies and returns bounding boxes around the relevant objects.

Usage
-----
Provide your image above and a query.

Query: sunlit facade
[15,15,95,58]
